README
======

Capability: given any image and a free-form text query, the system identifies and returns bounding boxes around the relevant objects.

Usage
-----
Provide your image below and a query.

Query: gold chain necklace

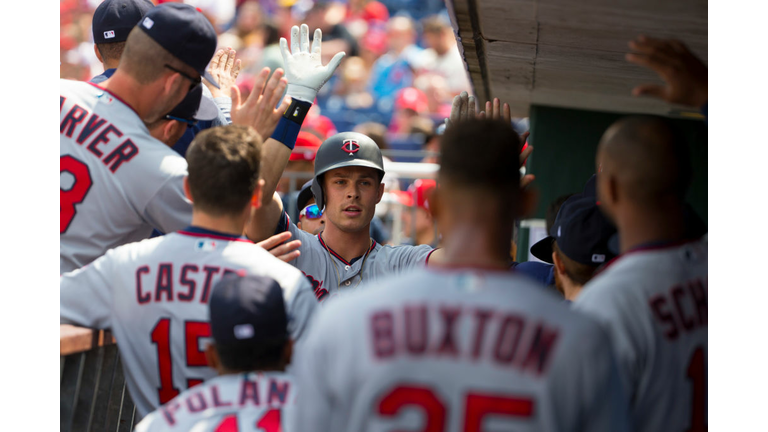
[322,235,374,289]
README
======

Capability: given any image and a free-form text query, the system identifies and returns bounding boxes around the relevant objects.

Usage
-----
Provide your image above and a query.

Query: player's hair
[215,340,287,372]
[439,118,521,213]
[96,41,126,63]
[546,194,575,233]
[186,125,263,216]
[552,242,599,286]
[119,28,195,85]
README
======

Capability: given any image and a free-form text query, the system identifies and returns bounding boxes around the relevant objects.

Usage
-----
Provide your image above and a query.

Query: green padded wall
[526,105,708,223]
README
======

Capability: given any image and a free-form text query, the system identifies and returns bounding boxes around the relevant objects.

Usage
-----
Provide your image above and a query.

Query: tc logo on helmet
[341,139,360,155]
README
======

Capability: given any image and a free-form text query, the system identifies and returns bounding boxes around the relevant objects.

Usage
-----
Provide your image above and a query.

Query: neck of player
[440,224,511,270]
[321,220,372,263]
[617,202,686,254]
[191,209,249,237]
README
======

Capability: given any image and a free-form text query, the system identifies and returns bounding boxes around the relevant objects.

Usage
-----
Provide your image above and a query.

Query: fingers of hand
[458,91,468,119]
[520,145,534,166]
[492,98,500,119]
[225,49,236,73]
[279,37,290,62]
[450,94,462,122]
[327,51,346,73]
[230,85,242,109]
[210,49,224,71]
[521,174,535,189]
[311,28,322,55]
[300,24,310,53]
[277,250,300,263]
[256,231,292,249]
[233,59,242,80]
[290,26,300,55]
[468,95,476,117]
[249,67,271,106]
[503,102,511,123]
[270,239,302,257]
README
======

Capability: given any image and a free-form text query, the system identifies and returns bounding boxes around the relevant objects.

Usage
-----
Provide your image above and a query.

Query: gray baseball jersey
[60,227,317,418]
[135,372,297,432]
[574,237,708,432]
[280,212,434,300]
[292,267,631,432]
[60,79,192,274]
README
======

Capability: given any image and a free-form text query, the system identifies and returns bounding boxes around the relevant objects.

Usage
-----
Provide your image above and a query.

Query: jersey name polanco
[285,215,434,300]
[60,79,192,273]
[60,229,317,418]
[292,267,631,432]
[135,372,297,432]
[574,237,708,432]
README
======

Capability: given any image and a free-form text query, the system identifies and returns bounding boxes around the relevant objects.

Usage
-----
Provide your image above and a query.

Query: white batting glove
[280,24,346,103]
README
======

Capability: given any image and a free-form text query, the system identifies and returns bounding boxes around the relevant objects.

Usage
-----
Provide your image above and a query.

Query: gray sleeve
[142,171,193,235]
[290,309,334,432]
[389,244,435,271]
[60,250,116,329]
[286,215,320,268]
[287,275,318,343]
[201,85,231,126]
[573,283,640,402]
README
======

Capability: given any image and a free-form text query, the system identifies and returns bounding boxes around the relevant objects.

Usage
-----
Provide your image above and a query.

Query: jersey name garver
[159,376,292,426]
[370,304,560,375]
[136,263,242,305]
[60,96,139,174]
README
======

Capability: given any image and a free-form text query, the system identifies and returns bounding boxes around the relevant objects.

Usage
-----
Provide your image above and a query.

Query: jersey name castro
[60,79,192,273]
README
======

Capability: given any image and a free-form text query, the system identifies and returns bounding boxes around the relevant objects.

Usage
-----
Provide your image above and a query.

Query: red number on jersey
[686,346,707,432]
[151,319,212,404]
[60,155,93,233]
[377,385,534,432]
[214,410,282,432]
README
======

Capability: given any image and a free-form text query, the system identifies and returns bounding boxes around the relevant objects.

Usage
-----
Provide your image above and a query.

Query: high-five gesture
[205,48,241,99]
[280,24,346,102]
[230,67,291,139]
[625,35,708,108]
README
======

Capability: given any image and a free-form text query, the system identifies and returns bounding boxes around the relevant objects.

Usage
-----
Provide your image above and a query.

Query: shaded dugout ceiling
[447,0,708,116]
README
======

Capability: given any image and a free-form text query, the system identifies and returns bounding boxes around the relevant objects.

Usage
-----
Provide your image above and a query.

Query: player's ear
[183,176,193,202]
[93,44,103,64]
[163,120,180,144]
[376,182,385,204]
[204,343,223,373]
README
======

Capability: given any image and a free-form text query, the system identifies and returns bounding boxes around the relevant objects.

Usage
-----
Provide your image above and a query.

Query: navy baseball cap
[92,0,154,44]
[166,84,219,122]
[530,195,617,265]
[136,3,219,88]
[209,274,288,348]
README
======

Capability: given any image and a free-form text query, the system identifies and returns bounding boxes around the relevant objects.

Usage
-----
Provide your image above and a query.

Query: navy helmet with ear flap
[310,132,385,210]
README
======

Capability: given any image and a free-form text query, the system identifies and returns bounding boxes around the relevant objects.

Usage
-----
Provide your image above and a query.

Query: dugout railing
[60,325,137,432]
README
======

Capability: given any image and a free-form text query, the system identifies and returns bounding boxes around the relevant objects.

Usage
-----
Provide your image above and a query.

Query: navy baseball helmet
[311,132,385,209]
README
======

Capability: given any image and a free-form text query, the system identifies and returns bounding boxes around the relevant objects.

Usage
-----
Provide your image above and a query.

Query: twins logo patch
[103,30,115,39]
[342,139,360,156]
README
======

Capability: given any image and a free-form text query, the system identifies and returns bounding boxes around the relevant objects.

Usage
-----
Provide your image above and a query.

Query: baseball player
[60,125,317,418]
[60,3,219,273]
[135,274,299,432]
[291,118,631,431]
[146,82,219,147]
[90,0,154,84]
[573,116,707,432]
[528,193,617,301]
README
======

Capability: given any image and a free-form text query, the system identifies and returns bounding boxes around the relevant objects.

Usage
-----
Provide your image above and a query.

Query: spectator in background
[420,14,472,94]
[304,1,360,58]
[414,72,453,120]
[390,87,430,134]
[367,16,425,108]
[329,56,375,110]
[529,195,617,301]
[354,122,400,193]
[394,179,438,247]
[90,0,154,84]
[217,0,263,52]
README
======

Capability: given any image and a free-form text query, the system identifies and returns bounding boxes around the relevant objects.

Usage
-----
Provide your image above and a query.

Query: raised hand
[445,91,477,128]
[255,231,301,263]
[280,24,346,102]
[205,48,242,99]
[625,35,708,108]
[230,67,291,139]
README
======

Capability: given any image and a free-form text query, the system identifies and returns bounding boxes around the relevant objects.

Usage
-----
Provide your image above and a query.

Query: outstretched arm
[245,24,345,242]
[625,35,707,109]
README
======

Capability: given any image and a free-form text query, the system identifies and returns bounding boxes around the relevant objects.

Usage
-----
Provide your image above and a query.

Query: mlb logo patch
[142,17,154,29]
[103,30,115,39]
[195,239,217,252]
[592,253,606,263]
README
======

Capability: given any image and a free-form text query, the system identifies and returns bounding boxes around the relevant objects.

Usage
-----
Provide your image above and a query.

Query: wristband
[270,98,312,150]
